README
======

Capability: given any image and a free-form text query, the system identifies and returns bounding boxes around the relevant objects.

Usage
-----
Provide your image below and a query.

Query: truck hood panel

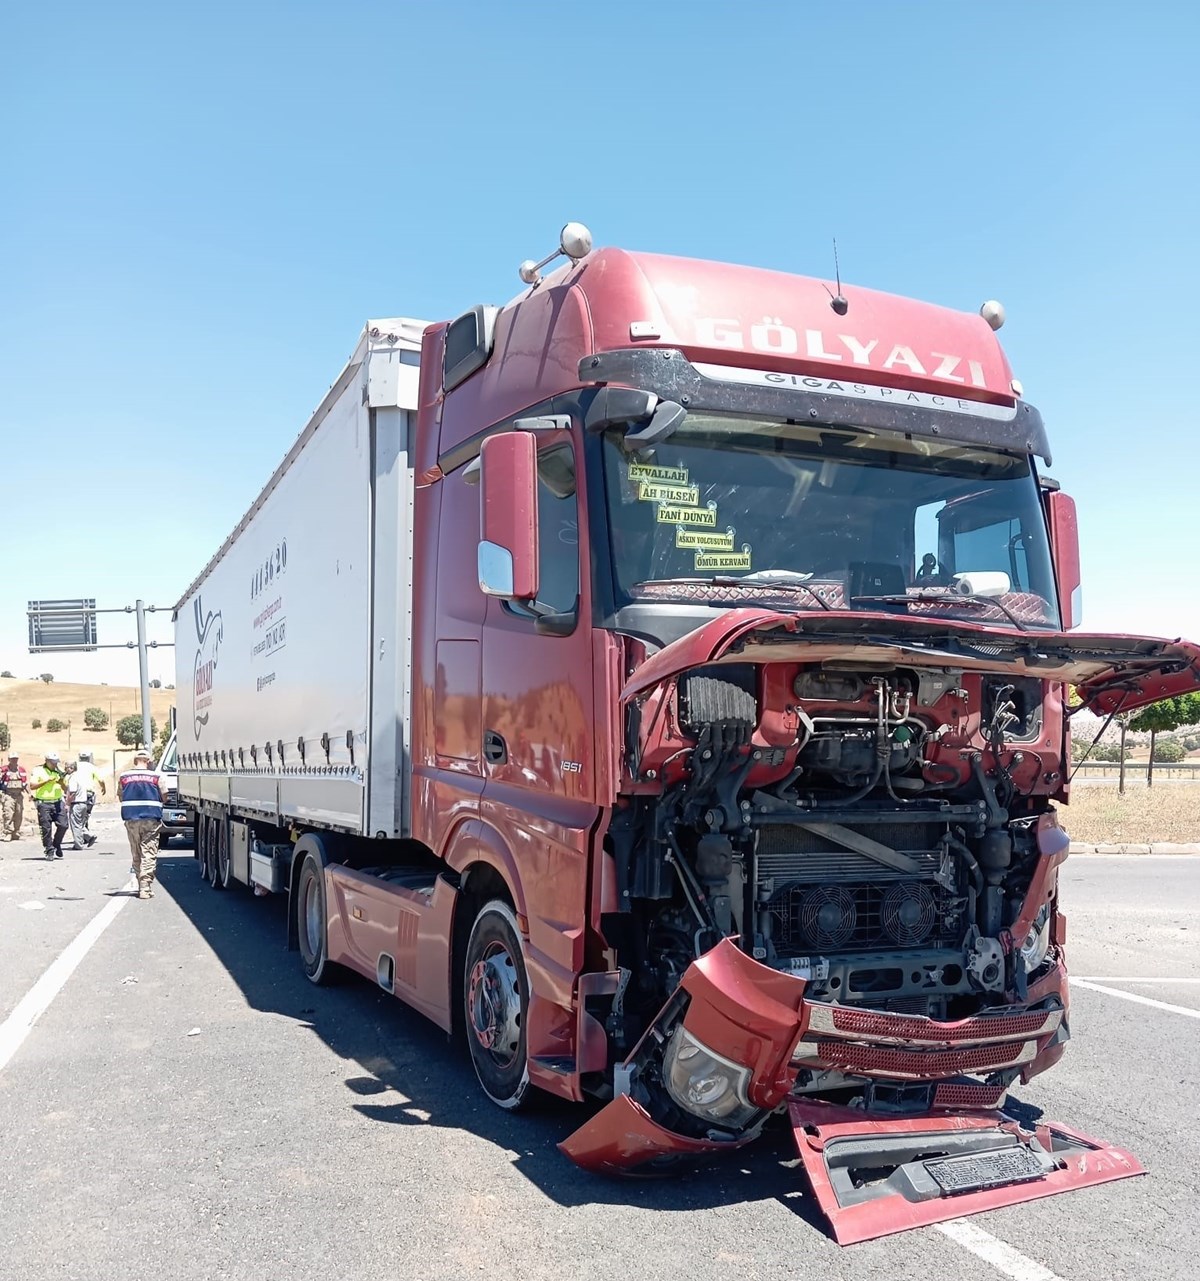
[620,607,1200,718]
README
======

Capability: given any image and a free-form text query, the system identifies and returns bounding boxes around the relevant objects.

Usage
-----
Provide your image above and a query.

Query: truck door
[479,432,596,980]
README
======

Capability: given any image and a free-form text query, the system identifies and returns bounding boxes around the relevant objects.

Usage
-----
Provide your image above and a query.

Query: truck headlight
[663,1025,758,1130]
[1021,906,1052,972]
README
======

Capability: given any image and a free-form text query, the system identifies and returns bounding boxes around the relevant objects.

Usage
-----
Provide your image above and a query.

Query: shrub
[0,723,8,751]
[46,718,66,733]
[0,670,13,678]
[31,718,42,729]
[39,673,54,683]
[116,714,157,747]
[1153,739,1186,764]
[83,707,109,731]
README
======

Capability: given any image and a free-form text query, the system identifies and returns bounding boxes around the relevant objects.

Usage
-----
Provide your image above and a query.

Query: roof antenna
[824,239,849,316]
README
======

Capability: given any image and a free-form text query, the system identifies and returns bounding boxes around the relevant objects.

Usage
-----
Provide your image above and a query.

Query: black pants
[37,800,67,852]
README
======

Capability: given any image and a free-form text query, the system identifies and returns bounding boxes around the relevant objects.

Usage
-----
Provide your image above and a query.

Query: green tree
[0,723,9,751]
[39,673,54,683]
[31,718,42,729]
[46,717,65,733]
[1,670,14,678]
[1153,739,1186,764]
[116,714,157,747]
[1129,694,1200,786]
[150,679,162,689]
[155,722,172,756]
[83,706,109,731]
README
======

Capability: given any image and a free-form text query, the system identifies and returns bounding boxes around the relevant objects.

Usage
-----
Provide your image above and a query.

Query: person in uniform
[29,751,68,858]
[118,749,163,899]
[1,752,28,842]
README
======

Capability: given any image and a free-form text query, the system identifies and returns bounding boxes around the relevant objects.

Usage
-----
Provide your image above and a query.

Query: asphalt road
[1,815,1197,1281]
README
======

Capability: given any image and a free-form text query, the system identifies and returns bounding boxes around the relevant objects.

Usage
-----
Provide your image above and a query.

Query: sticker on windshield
[628,462,689,485]
[694,546,752,571]
[657,503,718,527]
[676,528,735,551]
[638,481,700,505]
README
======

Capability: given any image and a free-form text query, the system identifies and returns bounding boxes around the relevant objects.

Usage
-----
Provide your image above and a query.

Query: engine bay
[601,654,1068,1126]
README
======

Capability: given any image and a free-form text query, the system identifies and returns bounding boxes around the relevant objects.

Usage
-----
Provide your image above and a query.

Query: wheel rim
[303,875,322,961]
[468,941,522,1069]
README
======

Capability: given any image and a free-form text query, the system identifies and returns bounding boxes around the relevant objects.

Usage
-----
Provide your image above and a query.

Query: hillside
[0,678,177,794]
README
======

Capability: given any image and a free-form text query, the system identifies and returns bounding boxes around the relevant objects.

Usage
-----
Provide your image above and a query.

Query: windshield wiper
[851,591,1028,632]
[632,573,833,611]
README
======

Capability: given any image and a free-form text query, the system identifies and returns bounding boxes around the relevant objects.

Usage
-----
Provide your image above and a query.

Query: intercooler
[756,822,965,957]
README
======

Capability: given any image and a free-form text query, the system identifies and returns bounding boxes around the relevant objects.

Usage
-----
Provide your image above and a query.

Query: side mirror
[478,431,539,600]
[1044,490,1081,629]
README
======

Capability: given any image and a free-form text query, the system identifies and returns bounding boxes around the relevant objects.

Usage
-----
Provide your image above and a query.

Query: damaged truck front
[467,246,1199,1237]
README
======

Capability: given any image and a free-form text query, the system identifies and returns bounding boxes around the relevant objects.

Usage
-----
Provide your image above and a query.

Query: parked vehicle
[174,226,1196,1241]
[153,724,194,846]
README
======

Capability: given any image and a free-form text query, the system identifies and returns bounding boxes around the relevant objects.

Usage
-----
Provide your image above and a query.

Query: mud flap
[788,1100,1144,1245]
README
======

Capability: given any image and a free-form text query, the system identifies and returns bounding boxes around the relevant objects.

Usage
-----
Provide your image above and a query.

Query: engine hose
[947,833,985,896]
[883,755,916,804]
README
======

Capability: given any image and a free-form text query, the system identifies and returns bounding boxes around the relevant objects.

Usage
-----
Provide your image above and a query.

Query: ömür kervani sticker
[628,462,690,485]
[676,528,735,550]
[694,547,752,570]
[638,481,700,505]
[656,504,717,527]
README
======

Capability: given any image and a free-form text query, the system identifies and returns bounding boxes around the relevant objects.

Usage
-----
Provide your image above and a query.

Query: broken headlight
[1021,905,1052,972]
[663,1025,758,1130]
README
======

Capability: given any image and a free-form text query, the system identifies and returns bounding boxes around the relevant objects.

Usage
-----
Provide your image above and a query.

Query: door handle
[483,730,508,764]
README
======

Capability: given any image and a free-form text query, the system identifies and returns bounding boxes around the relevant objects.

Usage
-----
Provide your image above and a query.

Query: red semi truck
[176,225,1198,1242]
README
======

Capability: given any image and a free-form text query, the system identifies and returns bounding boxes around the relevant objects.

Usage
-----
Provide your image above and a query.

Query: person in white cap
[118,748,163,899]
[78,748,105,825]
[1,752,28,842]
[29,751,68,858]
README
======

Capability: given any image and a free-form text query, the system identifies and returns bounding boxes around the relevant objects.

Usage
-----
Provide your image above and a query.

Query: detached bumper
[561,942,1137,1240]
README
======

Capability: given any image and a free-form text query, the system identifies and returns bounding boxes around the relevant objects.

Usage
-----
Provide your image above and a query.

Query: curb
[1069,841,1200,856]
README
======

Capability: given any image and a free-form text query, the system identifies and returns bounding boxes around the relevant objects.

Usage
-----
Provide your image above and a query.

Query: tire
[197,816,210,878]
[464,900,531,1111]
[209,815,229,890]
[295,851,336,984]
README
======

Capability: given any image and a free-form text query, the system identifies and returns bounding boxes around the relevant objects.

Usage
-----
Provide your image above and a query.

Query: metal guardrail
[1073,761,1200,779]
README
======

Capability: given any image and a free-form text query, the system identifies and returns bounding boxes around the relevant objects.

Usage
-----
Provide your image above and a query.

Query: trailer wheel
[464,901,531,1111]
[197,816,211,880]
[209,815,231,890]
[296,851,336,984]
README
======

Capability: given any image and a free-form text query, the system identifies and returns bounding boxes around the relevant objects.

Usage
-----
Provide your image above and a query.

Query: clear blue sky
[2,0,1197,685]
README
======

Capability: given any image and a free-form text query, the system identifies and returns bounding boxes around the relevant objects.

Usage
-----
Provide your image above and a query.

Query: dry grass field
[0,678,176,796]
[1057,784,1200,845]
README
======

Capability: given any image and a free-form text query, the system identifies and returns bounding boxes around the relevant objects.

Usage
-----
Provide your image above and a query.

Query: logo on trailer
[192,595,223,739]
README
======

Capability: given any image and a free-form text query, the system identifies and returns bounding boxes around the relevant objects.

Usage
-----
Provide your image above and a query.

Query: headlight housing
[663,1025,758,1130]
[1021,905,1052,972]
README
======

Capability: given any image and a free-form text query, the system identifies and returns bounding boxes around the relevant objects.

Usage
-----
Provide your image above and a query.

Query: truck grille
[757,822,964,958]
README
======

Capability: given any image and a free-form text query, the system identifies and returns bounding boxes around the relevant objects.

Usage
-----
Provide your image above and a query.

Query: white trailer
[173,319,426,888]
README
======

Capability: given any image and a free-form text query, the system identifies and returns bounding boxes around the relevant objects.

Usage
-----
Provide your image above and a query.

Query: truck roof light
[980,300,1006,330]
[519,221,593,286]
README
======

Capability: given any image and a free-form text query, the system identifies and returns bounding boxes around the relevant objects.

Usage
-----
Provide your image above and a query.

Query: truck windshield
[600,413,1062,630]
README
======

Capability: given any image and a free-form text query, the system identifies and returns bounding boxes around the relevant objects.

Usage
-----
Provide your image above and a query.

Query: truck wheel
[209,816,230,890]
[296,852,336,984]
[464,901,531,1111]
[197,816,210,879]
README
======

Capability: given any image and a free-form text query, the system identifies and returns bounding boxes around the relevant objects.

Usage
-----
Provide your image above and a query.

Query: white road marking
[1075,976,1200,983]
[1073,979,1200,1018]
[0,890,133,1075]
[936,1218,1066,1281]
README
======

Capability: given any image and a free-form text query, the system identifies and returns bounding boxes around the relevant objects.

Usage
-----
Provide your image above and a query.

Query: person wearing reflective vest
[119,749,163,899]
[29,751,68,858]
[2,753,29,843]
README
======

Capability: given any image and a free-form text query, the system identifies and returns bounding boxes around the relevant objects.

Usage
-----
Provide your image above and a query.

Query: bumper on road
[562,939,1142,1241]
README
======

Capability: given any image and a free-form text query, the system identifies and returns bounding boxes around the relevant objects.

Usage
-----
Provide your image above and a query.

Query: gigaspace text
[692,319,992,389]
